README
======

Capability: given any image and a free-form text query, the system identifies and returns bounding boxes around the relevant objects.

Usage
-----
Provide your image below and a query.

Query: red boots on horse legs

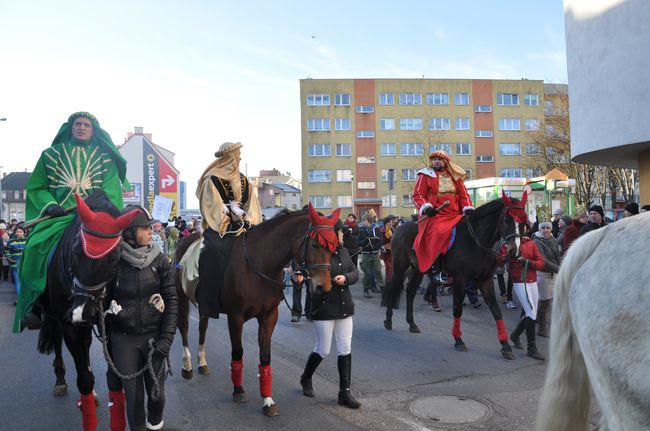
[109,390,126,431]
[77,392,97,431]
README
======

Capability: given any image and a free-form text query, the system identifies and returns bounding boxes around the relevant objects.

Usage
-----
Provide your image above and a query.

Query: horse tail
[37,317,58,355]
[536,229,606,431]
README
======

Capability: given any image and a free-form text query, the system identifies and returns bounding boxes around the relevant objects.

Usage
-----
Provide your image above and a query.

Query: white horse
[536,212,650,431]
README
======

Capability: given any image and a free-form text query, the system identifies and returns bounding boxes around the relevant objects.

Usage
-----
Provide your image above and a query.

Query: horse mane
[174,231,202,264]
[470,197,505,221]
[251,208,308,234]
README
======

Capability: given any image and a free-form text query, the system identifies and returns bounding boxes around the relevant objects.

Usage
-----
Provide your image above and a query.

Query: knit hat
[539,221,552,230]
[553,208,564,217]
[0,223,6,230]
[588,205,604,219]
[642,204,650,212]
[561,215,572,226]
[625,202,639,215]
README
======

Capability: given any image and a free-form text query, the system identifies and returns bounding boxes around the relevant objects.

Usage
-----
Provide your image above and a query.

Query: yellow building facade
[300,78,550,219]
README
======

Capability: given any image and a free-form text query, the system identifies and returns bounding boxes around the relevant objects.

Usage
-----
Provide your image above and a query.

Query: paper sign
[152,195,174,222]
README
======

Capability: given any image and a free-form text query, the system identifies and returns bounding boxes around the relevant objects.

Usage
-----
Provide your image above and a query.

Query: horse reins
[465,205,524,255]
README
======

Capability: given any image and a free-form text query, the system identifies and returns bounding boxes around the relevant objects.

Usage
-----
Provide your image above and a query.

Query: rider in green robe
[13,112,128,333]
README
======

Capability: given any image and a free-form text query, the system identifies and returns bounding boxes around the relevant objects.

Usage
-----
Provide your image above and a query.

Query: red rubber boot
[77,393,98,431]
[108,390,126,431]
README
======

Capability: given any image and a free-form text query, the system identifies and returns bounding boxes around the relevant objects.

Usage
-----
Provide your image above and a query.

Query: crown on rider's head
[215,142,243,158]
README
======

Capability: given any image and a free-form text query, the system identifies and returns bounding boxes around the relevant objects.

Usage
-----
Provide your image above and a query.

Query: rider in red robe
[413,151,473,276]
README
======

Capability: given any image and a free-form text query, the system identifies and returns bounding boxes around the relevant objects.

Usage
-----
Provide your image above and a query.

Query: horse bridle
[242,224,333,286]
[465,206,524,255]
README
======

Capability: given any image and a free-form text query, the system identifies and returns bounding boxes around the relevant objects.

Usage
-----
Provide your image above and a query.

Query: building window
[399,92,422,105]
[497,93,519,106]
[356,105,374,113]
[356,130,374,138]
[525,118,539,131]
[400,118,423,130]
[476,155,494,163]
[454,92,469,105]
[379,93,394,105]
[336,169,353,182]
[307,170,332,183]
[309,195,332,209]
[335,118,351,131]
[380,143,396,156]
[526,143,541,155]
[382,194,397,208]
[307,118,330,131]
[402,195,415,207]
[544,100,554,115]
[455,117,470,130]
[400,143,424,156]
[14,190,19,200]
[335,143,351,156]
[524,94,539,106]
[307,143,331,157]
[499,143,521,156]
[335,93,351,106]
[456,143,471,155]
[426,92,449,105]
[475,130,493,137]
[527,168,542,178]
[500,168,522,178]
[380,169,389,181]
[380,118,395,130]
[338,195,352,208]
[429,117,451,130]
[401,168,417,181]
[475,105,492,112]
[429,143,452,154]
[499,118,521,131]
[307,94,330,106]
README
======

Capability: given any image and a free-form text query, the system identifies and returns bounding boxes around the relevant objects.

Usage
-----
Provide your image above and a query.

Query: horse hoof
[263,403,279,417]
[501,350,516,360]
[409,325,421,334]
[52,384,68,397]
[233,392,249,403]
[454,339,468,352]
[384,320,392,330]
[181,368,194,380]
[198,365,211,375]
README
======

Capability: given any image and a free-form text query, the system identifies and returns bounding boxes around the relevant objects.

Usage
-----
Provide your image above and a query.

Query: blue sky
[0,0,567,208]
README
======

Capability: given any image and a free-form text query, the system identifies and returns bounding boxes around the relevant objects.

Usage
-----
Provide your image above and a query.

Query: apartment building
[300,78,554,218]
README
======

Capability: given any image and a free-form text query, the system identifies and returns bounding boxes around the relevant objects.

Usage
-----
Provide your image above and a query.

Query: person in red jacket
[499,225,546,360]
[412,151,473,283]
[561,212,587,256]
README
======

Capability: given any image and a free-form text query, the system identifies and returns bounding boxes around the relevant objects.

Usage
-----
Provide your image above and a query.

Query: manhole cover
[409,395,490,424]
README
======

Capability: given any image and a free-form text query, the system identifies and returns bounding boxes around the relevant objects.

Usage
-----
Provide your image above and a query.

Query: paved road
[0,275,552,431]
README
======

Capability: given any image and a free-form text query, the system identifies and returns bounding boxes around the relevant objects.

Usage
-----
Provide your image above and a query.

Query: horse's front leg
[62,324,97,431]
[177,292,194,379]
[478,277,514,360]
[406,271,424,333]
[227,314,248,403]
[197,317,210,375]
[451,279,468,352]
[51,320,68,396]
[257,308,279,417]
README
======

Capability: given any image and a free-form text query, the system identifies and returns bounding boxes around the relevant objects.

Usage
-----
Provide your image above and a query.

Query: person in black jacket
[106,205,177,431]
[298,220,361,409]
[342,213,360,267]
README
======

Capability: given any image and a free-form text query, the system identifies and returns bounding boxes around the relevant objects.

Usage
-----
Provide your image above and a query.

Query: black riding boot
[510,314,526,349]
[430,256,452,286]
[337,354,361,408]
[526,317,545,360]
[21,303,43,330]
[300,352,323,397]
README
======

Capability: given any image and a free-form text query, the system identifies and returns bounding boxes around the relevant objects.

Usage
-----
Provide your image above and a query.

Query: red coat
[499,237,545,283]
[412,167,473,273]
[562,219,585,255]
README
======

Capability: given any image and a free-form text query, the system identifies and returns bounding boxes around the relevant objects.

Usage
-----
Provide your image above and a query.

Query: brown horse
[174,204,340,416]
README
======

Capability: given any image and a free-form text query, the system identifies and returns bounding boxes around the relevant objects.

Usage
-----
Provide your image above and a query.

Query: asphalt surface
[0,273,555,431]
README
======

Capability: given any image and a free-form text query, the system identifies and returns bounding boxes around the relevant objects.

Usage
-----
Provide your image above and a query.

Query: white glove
[149,293,165,313]
[222,203,230,215]
[229,201,246,217]
[104,300,123,316]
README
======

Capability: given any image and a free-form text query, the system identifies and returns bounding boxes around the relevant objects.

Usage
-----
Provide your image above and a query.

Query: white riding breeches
[513,282,539,320]
[312,317,353,357]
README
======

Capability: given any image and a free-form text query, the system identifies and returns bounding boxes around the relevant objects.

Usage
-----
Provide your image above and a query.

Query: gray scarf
[121,241,161,269]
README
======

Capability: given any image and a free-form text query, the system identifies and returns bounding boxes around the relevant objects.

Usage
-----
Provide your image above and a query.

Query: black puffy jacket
[108,252,177,349]
[310,247,359,320]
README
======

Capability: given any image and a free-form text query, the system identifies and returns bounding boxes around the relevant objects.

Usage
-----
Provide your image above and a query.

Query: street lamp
[350,174,355,213]
[0,165,3,221]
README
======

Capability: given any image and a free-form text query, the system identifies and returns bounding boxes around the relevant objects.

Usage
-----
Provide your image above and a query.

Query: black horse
[383,193,528,360]
[36,191,138,430]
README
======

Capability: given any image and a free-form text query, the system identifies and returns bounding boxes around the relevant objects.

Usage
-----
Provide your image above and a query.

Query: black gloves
[425,206,438,217]
[154,337,172,357]
[46,204,66,218]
